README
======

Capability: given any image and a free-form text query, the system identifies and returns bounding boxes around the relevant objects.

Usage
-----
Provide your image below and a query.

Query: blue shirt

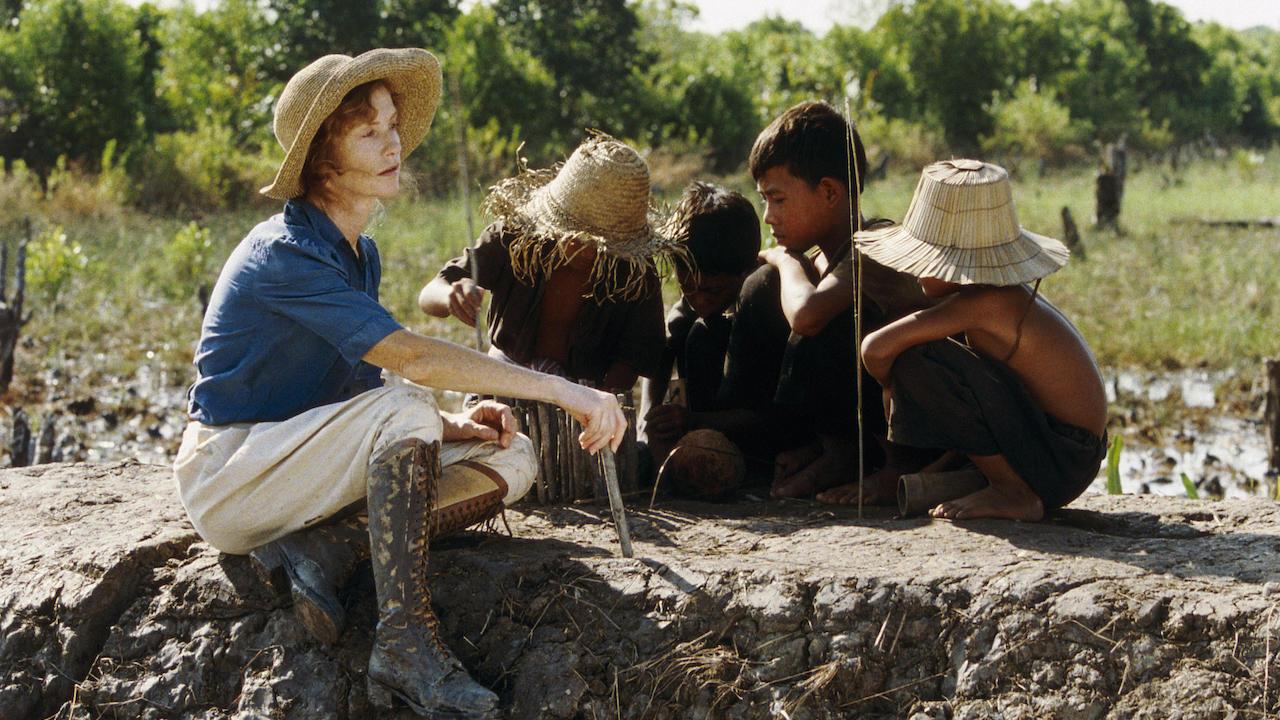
[187,199,404,425]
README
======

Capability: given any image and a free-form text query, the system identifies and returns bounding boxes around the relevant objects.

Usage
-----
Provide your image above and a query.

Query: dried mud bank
[1,462,1278,719]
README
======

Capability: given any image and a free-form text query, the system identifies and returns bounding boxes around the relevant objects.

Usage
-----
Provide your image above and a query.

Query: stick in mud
[537,403,556,502]
[1266,359,1280,478]
[557,408,571,502]
[600,448,634,558]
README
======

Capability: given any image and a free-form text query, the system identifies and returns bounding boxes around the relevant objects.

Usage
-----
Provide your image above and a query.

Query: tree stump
[9,408,31,467]
[1094,142,1127,229]
[0,221,30,395]
[1061,206,1085,260]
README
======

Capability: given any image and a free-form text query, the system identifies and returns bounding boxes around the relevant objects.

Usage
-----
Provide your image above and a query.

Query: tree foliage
[0,0,1276,208]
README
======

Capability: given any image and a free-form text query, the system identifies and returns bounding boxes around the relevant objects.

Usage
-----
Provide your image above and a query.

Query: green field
[3,150,1278,401]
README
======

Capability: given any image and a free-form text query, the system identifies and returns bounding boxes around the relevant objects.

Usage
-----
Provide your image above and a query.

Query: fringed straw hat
[855,159,1069,286]
[261,48,442,200]
[483,133,689,302]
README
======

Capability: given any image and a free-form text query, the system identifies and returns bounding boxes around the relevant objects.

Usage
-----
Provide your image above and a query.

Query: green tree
[981,79,1092,164]
[264,0,383,82]
[155,0,278,145]
[0,0,148,174]
[378,0,459,49]
[492,0,651,143]
[875,0,1018,150]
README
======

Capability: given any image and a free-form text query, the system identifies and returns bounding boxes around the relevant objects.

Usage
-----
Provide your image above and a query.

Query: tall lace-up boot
[365,438,499,718]
[249,510,370,645]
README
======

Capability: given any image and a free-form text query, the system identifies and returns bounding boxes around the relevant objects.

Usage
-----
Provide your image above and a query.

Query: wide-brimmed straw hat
[261,48,442,200]
[855,159,1069,286]
[483,133,689,302]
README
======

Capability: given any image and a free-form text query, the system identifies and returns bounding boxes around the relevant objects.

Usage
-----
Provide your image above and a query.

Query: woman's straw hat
[855,159,1069,286]
[484,133,689,301]
[261,48,442,200]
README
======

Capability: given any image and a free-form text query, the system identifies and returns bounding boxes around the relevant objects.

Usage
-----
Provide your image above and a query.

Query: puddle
[2,364,1276,500]
[1086,416,1270,499]
[1092,368,1271,499]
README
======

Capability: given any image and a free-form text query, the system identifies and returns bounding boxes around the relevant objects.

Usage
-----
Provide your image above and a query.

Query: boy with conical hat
[830,159,1108,520]
[421,133,687,391]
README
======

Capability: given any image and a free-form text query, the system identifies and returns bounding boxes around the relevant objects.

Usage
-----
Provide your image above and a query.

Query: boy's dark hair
[669,182,760,276]
[748,101,869,193]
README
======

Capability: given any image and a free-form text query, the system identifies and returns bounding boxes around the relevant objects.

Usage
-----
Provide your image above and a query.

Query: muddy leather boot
[365,438,499,719]
[248,512,370,645]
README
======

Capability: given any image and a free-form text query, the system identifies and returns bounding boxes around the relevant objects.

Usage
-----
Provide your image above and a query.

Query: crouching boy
[420,134,686,391]
[641,182,763,478]
[852,159,1108,520]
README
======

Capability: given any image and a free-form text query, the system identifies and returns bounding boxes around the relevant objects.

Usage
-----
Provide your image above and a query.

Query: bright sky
[687,0,1280,33]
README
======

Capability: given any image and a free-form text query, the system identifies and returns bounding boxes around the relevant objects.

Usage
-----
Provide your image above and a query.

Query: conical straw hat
[483,133,689,302]
[855,159,1069,286]
[261,48,442,200]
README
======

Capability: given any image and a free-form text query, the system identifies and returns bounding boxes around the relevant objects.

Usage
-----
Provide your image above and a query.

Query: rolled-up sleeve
[436,222,510,290]
[254,241,404,365]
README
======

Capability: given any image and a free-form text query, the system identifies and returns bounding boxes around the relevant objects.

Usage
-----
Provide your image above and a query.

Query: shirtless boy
[421,134,684,391]
[833,159,1108,520]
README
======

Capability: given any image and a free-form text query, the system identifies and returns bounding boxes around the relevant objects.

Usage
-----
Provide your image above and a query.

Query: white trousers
[173,383,536,555]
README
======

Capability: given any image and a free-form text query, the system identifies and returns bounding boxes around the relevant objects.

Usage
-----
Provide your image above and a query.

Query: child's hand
[447,278,484,327]
[643,403,689,442]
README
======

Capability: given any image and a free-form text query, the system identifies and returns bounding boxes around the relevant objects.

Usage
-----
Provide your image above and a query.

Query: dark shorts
[888,339,1106,511]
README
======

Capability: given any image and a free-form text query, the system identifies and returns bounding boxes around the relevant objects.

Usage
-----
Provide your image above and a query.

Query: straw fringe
[482,136,692,303]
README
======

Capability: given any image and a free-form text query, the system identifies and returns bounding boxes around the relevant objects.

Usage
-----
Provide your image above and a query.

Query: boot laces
[409,442,454,659]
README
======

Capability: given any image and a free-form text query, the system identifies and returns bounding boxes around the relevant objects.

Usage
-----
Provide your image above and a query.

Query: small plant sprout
[1106,435,1124,495]
[1181,473,1199,500]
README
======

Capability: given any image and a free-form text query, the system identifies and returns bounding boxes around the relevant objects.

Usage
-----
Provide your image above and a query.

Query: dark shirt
[665,298,733,412]
[187,199,403,425]
[437,222,665,384]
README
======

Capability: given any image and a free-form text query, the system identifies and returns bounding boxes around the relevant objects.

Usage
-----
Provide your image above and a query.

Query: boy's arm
[418,224,507,324]
[640,351,674,416]
[418,275,479,322]
[761,247,853,337]
[861,291,990,386]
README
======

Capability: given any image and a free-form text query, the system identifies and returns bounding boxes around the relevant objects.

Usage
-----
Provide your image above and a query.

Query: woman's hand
[447,278,484,327]
[553,380,627,454]
[441,400,517,448]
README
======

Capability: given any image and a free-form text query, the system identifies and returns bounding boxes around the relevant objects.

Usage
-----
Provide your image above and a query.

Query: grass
[1106,435,1124,495]
[1,150,1277,403]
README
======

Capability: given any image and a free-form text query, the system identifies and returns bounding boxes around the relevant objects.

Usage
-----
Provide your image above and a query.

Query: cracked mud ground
[2,461,1278,719]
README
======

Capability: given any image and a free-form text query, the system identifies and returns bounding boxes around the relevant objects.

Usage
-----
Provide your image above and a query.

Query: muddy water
[3,364,1275,501]
[1092,368,1273,499]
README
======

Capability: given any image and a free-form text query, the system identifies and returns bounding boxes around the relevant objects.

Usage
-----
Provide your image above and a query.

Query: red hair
[300,80,401,202]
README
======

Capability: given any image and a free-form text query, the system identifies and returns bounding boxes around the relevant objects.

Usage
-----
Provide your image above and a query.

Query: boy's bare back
[952,285,1106,436]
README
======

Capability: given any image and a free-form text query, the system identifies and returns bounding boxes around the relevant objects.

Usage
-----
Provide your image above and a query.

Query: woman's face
[327,85,402,202]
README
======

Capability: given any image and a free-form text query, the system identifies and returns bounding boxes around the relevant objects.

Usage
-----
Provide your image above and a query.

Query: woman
[173,48,625,718]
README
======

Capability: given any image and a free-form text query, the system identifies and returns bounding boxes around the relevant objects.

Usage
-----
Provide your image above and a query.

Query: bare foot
[815,466,899,505]
[770,443,822,498]
[772,440,857,499]
[774,443,821,479]
[929,485,1045,521]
